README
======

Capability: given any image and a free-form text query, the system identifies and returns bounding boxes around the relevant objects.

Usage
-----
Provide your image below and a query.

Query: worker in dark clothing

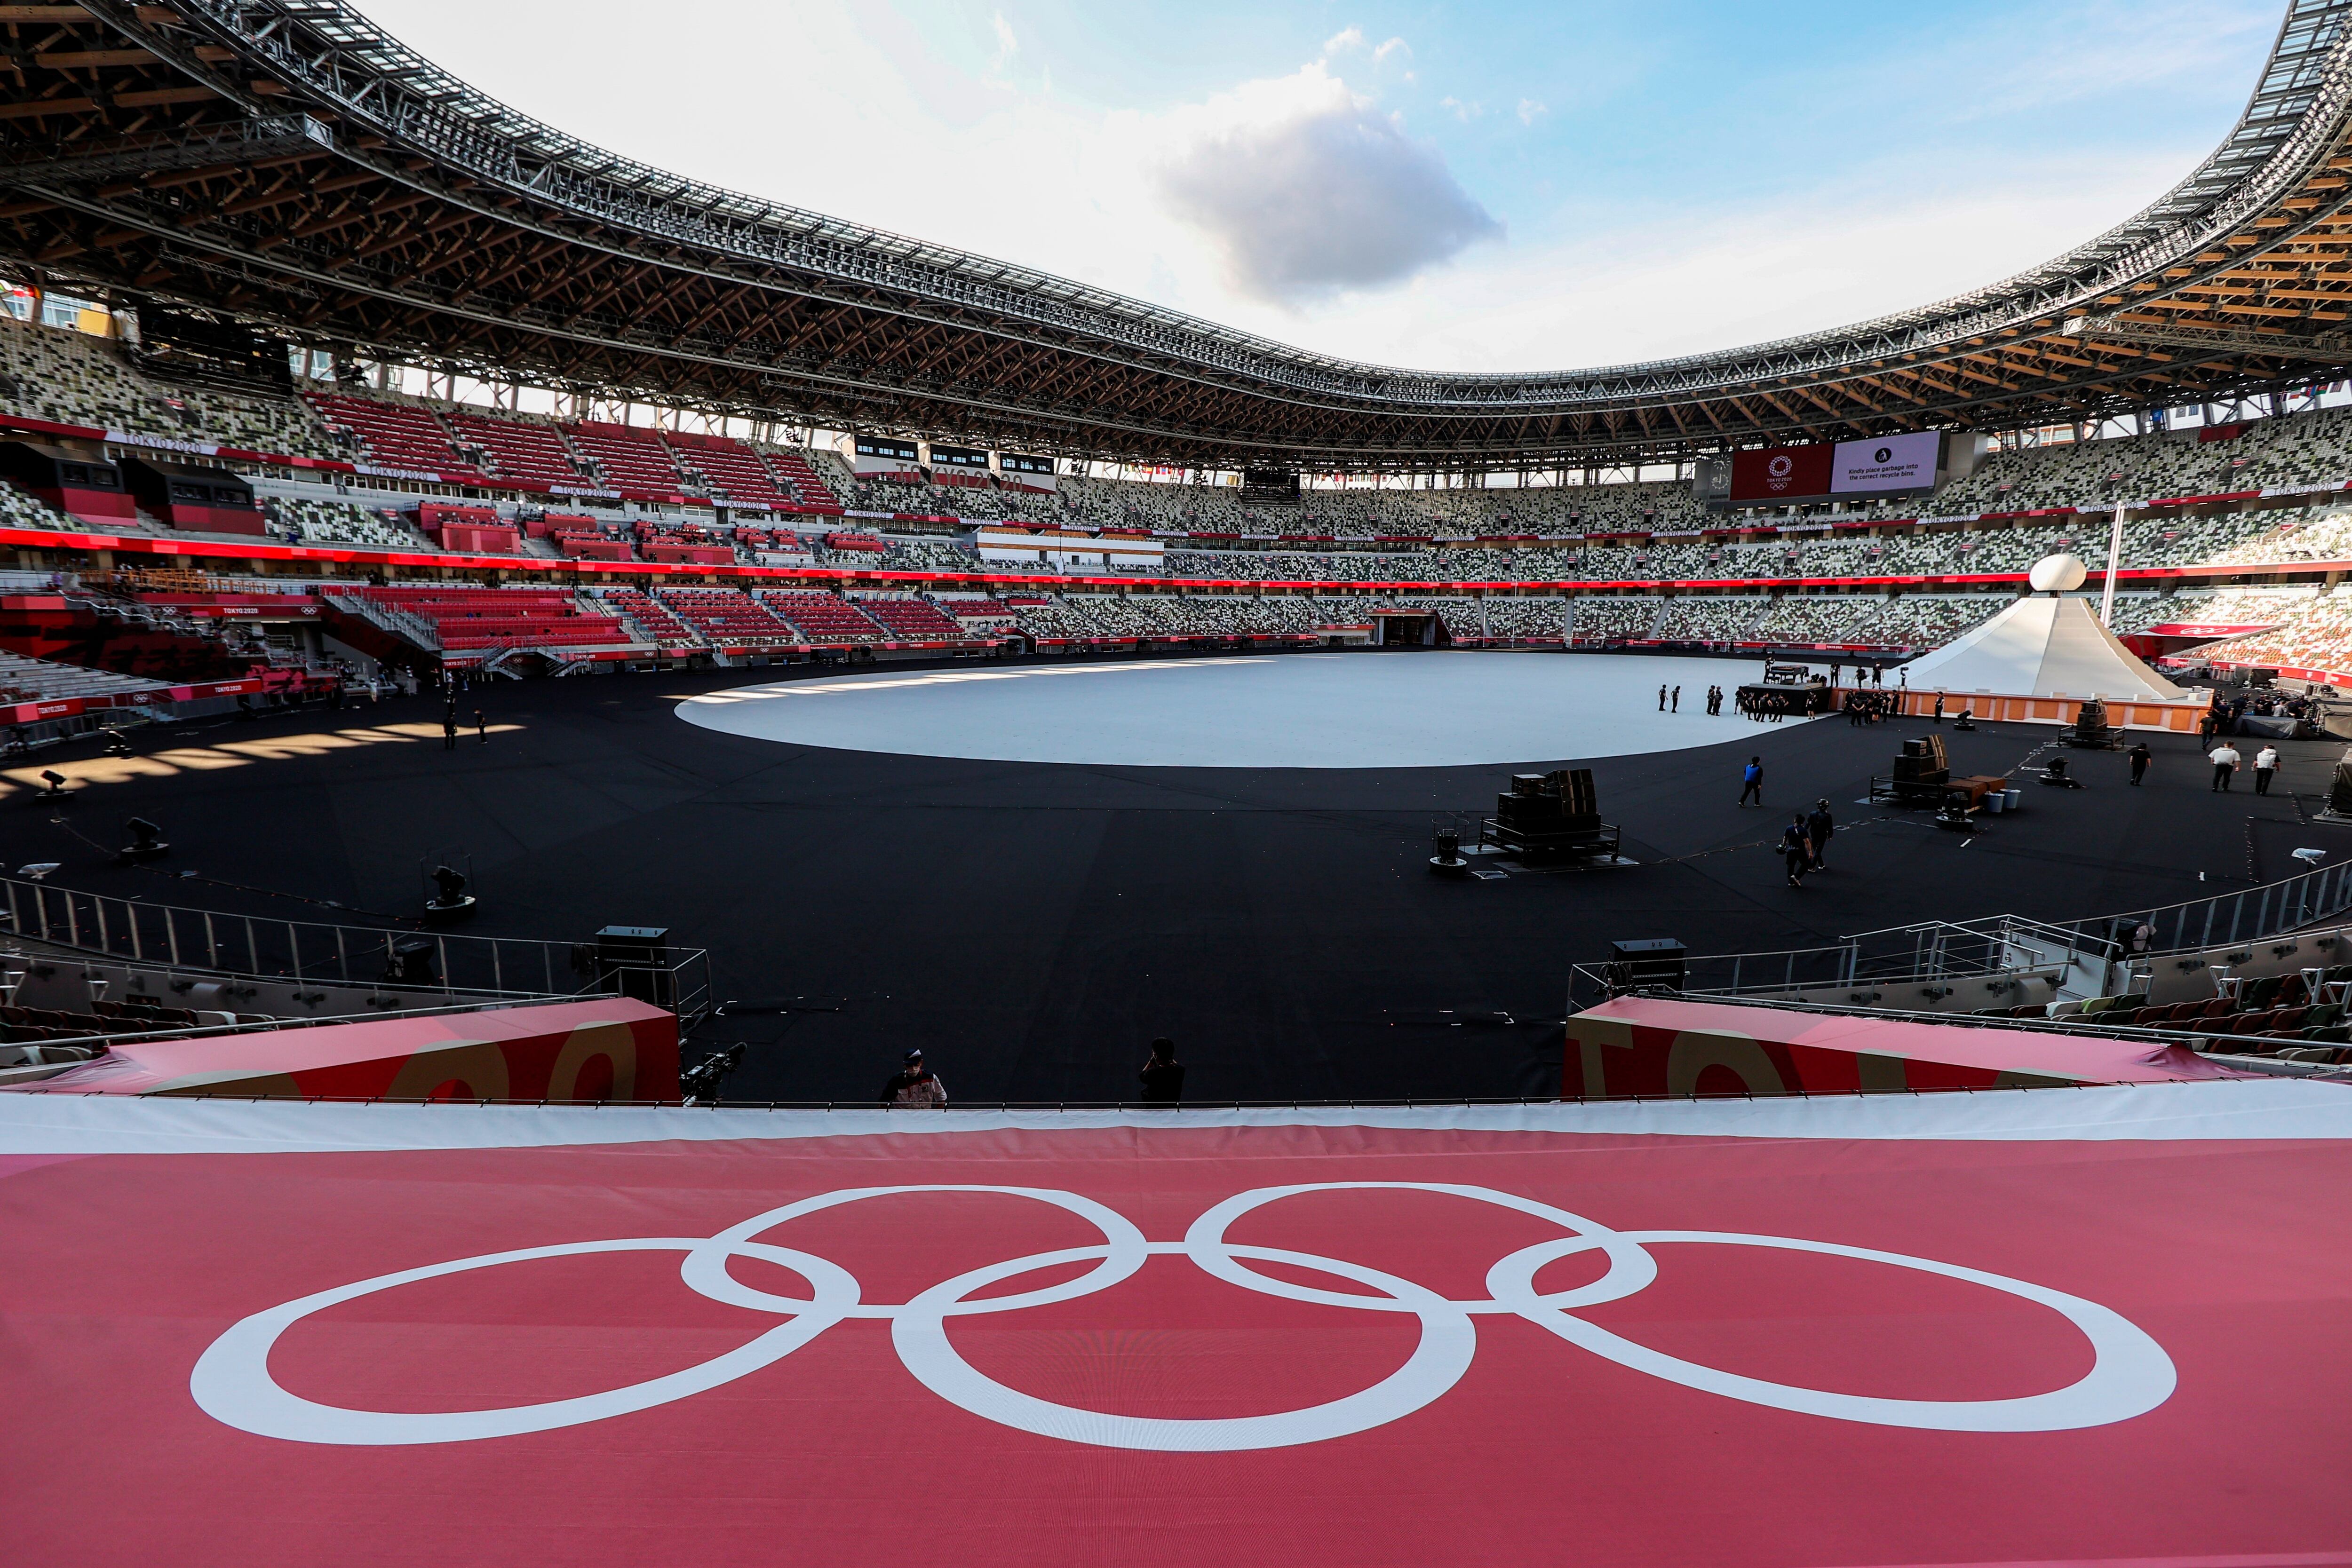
[442,709,459,751]
[1658,683,1668,712]
[879,1048,947,1108]
[2128,741,2152,785]
[1806,798,1835,871]
[1780,815,1812,888]
[474,708,488,744]
[1138,1037,1185,1106]
[1738,756,1764,808]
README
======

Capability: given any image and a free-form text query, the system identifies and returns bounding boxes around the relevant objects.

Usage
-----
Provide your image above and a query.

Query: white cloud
[1516,98,1547,126]
[1323,28,1407,64]
[1276,152,2198,370]
[990,10,1016,63]
[343,0,2243,375]
[1150,65,1502,305]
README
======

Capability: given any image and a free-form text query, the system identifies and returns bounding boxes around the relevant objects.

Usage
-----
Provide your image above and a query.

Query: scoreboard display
[1701,431,1951,507]
[854,436,921,463]
[1240,468,1301,505]
[998,452,1055,476]
[927,443,988,469]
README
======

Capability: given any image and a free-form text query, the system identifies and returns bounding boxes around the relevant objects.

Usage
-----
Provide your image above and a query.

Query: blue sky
[355,0,2283,371]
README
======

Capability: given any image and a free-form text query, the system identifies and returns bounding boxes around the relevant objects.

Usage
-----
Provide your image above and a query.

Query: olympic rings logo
[191,1183,2177,1451]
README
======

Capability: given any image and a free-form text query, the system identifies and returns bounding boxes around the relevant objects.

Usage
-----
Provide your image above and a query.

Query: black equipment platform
[1478,768,1629,865]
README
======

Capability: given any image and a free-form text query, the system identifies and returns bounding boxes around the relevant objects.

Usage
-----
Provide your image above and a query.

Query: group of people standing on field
[1842,689,1899,725]
[1652,684,1732,715]
[1738,686,1804,722]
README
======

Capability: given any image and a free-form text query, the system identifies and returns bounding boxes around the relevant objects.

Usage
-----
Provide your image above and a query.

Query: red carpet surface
[3,1085,2349,1567]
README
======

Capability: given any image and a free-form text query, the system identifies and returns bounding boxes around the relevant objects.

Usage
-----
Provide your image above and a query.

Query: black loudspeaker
[1900,735,1949,769]
[1549,768,1598,816]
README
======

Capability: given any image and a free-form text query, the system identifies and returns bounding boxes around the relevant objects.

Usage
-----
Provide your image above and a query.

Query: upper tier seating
[1936,411,2352,515]
[303,394,475,476]
[667,437,787,508]
[0,316,335,457]
[759,449,842,510]
[564,423,684,495]
[446,411,585,491]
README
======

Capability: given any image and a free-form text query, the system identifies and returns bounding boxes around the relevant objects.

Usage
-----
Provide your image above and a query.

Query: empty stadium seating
[2061,969,2352,1057]
[447,410,585,491]
[852,595,968,640]
[666,436,787,508]
[655,588,797,644]
[756,591,888,641]
[565,422,683,496]
[263,496,432,549]
[0,315,334,458]
[594,588,698,649]
[0,648,174,704]
[302,393,481,476]
[351,587,627,651]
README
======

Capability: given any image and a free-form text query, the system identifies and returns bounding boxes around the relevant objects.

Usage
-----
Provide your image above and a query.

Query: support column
[2099,501,2125,627]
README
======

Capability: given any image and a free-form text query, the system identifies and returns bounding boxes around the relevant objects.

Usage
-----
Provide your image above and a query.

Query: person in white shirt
[2210,743,2242,792]
[2253,744,2281,795]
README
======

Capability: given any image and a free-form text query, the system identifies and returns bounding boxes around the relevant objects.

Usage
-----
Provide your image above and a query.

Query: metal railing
[323,591,441,650]
[0,875,712,1024]
[2051,855,2352,962]
[1577,858,2352,1013]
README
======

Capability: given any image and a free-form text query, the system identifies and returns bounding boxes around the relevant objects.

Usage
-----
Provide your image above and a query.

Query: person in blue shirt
[1738,756,1763,808]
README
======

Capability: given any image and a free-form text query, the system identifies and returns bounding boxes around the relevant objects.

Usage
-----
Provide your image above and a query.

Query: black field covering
[2,652,2331,1104]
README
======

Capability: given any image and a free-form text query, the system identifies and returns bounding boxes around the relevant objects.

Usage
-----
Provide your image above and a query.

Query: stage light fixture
[423,863,477,923]
[119,817,169,862]
[35,770,70,800]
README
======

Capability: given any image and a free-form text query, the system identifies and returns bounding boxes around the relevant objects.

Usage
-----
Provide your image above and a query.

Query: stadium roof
[5,1,2352,471]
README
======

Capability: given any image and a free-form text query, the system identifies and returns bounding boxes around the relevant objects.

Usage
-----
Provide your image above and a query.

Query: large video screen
[1727,444,1833,503]
[1830,431,1940,495]
[1725,432,1943,504]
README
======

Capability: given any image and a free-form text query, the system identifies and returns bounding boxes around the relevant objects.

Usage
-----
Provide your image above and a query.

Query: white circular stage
[676,653,1802,768]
